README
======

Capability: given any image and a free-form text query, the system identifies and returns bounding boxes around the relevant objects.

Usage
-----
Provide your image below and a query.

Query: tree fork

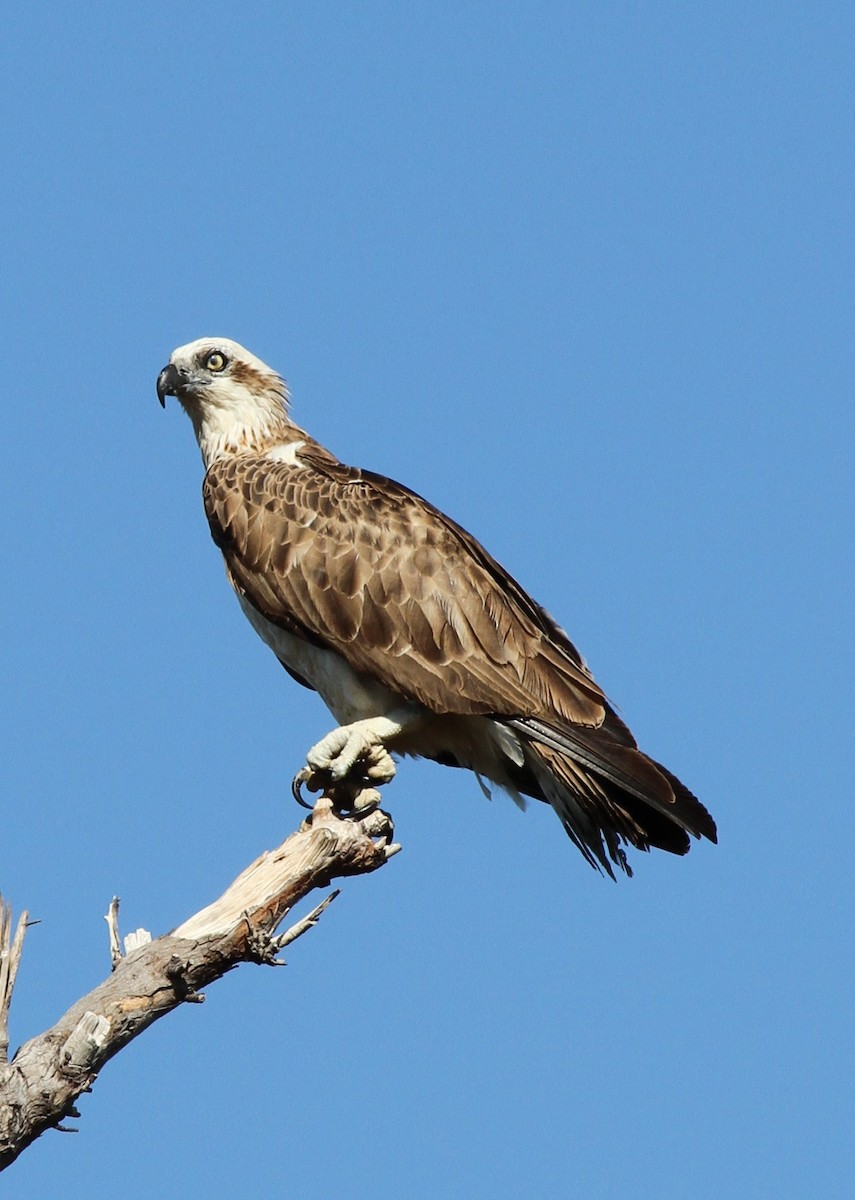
[0,791,400,1171]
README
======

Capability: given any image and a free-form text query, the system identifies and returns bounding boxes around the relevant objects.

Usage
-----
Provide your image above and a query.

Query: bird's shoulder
[202,438,462,552]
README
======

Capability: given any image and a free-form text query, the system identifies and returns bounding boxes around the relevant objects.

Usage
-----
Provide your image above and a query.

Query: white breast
[235,592,405,725]
[234,584,528,808]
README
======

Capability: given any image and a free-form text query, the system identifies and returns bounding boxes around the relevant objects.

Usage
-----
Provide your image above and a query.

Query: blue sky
[2,3,852,1196]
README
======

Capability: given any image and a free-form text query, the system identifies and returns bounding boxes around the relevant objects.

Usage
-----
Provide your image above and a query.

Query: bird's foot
[307,721,399,785]
[291,718,400,816]
[291,766,384,817]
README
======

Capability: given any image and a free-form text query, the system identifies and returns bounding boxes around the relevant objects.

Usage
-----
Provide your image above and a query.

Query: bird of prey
[158,337,716,876]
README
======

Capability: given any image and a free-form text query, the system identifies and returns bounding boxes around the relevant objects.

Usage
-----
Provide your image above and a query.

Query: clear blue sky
[2,4,852,1196]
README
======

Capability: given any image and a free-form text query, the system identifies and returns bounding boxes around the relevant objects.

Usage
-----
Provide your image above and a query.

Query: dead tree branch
[0,792,400,1172]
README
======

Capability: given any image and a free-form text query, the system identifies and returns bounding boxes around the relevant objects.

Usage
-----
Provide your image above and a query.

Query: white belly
[234,590,527,806]
[235,592,407,725]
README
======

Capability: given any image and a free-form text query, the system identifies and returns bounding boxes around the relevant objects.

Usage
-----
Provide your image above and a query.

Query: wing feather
[203,445,607,726]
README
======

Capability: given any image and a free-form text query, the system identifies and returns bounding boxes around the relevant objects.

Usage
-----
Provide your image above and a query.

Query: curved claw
[291,761,385,820]
[291,768,318,810]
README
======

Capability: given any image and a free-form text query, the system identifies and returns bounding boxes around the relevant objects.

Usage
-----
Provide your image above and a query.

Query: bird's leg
[292,715,406,813]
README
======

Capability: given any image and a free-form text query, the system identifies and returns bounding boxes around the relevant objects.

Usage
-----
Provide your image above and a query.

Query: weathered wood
[0,795,399,1171]
[0,900,29,1065]
[104,897,122,971]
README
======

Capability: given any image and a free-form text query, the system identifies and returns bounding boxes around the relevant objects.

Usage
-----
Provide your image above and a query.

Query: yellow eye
[206,351,227,372]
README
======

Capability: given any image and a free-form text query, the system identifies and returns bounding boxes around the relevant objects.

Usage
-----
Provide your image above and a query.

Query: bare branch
[275,888,341,951]
[0,898,29,1065]
[104,897,122,971]
[0,789,398,1172]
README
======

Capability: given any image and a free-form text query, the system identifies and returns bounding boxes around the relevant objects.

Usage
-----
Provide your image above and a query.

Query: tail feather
[510,717,716,878]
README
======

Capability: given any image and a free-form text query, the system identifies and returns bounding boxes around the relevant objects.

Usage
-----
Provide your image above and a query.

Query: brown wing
[202,441,610,728]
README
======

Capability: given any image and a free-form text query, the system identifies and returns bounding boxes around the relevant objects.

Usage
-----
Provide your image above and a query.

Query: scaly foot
[291,716,403,811]
[306,720,398,785]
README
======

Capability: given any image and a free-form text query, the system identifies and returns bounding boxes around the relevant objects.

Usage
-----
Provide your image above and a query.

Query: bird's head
[157,337,294,464]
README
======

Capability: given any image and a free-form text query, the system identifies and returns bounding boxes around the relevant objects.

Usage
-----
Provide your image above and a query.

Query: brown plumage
[160,336,716,878]
[203,441,715,877]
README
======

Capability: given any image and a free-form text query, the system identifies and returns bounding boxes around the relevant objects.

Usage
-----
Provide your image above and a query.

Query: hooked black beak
[156,362,182,408]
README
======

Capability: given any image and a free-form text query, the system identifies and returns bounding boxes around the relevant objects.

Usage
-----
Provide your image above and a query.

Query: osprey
[158,337,716,876]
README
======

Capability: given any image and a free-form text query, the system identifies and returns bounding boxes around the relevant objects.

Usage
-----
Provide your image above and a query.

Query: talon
[291,767,323,810]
